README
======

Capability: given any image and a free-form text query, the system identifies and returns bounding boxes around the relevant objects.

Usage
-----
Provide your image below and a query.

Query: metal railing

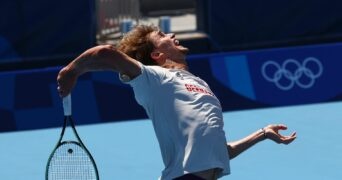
[96,0,140,40]
[95,0,196,44]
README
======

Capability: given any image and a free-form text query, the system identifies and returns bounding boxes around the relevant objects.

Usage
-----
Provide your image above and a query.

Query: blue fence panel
[1,43,342,132]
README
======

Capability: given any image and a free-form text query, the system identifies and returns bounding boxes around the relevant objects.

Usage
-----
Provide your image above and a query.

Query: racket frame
[45,107,99,179]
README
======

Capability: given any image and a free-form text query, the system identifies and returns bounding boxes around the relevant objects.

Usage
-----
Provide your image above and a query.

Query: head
[117,24,189,67]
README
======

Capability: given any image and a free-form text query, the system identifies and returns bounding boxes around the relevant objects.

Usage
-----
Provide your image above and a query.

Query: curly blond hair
[117,25,158,65]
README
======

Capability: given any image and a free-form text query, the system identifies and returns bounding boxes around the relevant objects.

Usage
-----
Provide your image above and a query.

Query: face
[149,30,189,63]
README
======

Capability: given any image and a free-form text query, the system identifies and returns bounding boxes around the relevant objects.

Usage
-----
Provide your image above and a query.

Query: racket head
[46,141,99,180]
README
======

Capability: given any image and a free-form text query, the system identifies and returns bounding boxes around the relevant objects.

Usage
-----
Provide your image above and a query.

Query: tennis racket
[45,94,99,180]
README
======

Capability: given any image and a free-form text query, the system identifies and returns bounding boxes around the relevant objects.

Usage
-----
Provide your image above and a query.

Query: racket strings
[47,142,97,180]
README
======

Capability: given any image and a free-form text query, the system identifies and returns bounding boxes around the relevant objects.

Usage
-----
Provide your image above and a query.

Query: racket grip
[63,94,72,116]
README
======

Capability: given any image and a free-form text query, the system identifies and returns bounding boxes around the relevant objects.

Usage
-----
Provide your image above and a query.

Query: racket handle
[63,94,72,116]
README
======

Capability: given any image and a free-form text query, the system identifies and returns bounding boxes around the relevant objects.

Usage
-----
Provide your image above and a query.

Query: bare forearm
[227,129,265,159]
[67,45,131,76]
[57,44,141,97]
[227,124,297,160]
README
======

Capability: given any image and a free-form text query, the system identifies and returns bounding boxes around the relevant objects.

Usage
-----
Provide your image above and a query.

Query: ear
[150,51,163,61]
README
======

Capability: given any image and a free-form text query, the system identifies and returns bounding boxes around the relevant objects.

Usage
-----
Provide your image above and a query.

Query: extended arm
[227,124,296,159]
[57,45,141,97]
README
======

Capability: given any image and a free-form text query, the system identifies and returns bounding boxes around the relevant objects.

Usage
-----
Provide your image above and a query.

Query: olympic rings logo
[261,57,323,91]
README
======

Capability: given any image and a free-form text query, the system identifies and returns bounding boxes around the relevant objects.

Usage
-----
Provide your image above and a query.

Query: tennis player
[57,25,296,180]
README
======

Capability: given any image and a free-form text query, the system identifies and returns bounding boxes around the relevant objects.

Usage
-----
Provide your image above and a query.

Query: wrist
[261,128,267,139]
[67,62,83,77]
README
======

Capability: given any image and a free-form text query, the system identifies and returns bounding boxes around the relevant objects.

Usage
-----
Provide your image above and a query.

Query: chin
[179,46,189,54]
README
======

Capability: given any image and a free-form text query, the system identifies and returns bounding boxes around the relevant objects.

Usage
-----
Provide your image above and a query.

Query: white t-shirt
[122,64,230,180]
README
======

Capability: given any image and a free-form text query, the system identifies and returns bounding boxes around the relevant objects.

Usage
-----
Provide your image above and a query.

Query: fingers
[276,124,288,130]
[278,131,297,144]
[57,84,66,97]
[57,80,72,97]
[57,78,66,97]
[57,85,68,97]
[266,124,287,131]
[56,67,75,97]
[266,124,297,144]
[290,131,297,137]
[280,132,297,144]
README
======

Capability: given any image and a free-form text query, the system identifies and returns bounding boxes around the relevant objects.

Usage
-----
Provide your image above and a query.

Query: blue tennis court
[1,0,342,179]
[1,101,341,179]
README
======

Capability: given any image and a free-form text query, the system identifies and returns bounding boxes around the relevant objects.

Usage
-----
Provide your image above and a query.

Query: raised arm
[227,124,297,159]
[57,45,141,97]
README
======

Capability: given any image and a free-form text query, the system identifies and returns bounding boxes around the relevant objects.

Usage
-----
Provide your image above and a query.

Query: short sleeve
[119,63,166,106]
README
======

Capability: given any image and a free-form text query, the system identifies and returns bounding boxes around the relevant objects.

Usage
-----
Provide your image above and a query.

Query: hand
[264,124,296,144]
[57,65,78,97]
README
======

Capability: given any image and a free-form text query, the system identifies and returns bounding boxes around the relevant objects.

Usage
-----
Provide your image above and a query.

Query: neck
[161,59,188,70]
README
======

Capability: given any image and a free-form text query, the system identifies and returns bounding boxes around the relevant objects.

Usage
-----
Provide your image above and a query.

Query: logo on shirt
[185,84,214,96]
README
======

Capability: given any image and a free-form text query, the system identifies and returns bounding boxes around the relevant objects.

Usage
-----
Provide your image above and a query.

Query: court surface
[1,101,341,180]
